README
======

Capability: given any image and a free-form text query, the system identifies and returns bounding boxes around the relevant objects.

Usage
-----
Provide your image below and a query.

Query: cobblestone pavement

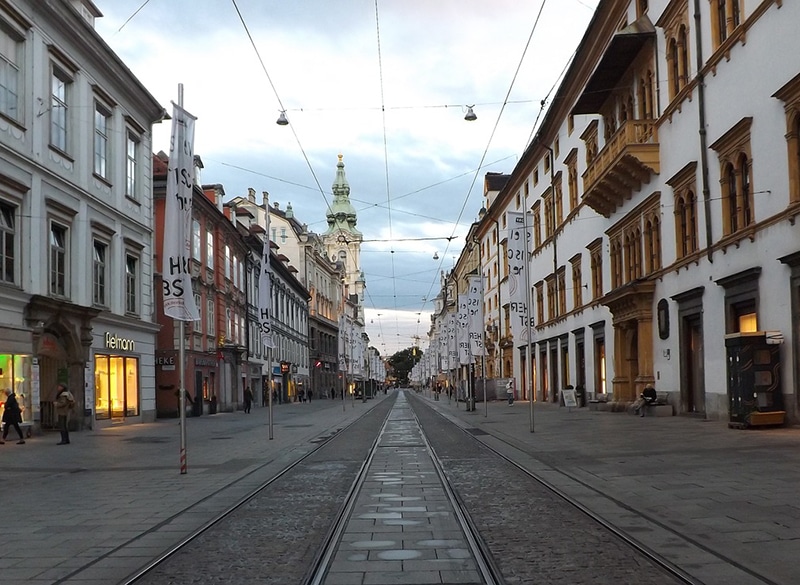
[413,390,800,585]
[135,396,396,585]
[0,395,392,585]
[410,394,685,585]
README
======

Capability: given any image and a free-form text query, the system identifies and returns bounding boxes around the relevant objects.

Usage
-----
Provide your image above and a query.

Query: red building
[152,153,250,416]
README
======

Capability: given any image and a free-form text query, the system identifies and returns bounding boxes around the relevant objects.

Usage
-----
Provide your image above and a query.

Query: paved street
[2,390,800,584]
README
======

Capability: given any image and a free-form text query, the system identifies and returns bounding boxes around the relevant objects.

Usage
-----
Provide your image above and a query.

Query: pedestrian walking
[307,389,313,401]
[330,387,335,400]
[1,388,25,444]
[298,388,305,403]
[54,383,75,445]
[261,387,268,407]
[243,386,253,413]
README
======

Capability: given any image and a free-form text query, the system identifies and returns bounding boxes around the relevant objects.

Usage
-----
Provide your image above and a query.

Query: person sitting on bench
[634,386,658,417]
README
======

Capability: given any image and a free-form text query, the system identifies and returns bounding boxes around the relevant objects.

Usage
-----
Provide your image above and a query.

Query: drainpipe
[694,0,714,262]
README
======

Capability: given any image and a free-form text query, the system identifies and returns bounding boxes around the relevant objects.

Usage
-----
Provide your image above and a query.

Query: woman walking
[1,388,26,444]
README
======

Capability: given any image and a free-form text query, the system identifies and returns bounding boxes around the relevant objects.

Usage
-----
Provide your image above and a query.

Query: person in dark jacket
[243,386,253,413]
[1,388,25,444]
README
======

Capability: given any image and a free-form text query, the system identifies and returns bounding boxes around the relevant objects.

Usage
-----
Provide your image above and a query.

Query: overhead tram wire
[373,0,405,344]
[115,0,152,33]
[229,0,331,212]
[415,0,552,343]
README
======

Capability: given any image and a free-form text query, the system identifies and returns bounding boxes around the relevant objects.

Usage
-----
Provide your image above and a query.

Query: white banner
[258,195,275,349]
[467,275,485,357]
[506,211,533,345]
[338,315,347,372]
[457,294,471,365]
[447,313,457,370]
[162,102,199,321]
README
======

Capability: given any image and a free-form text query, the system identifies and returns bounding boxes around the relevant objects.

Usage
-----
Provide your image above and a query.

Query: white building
[0,0,165,430]
[474,0,800,424]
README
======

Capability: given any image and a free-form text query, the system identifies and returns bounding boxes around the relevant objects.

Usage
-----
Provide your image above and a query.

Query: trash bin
[575,384,586,407]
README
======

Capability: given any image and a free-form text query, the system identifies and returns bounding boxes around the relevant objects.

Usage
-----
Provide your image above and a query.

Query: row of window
[0,20,142,199]
[0,199,141,312]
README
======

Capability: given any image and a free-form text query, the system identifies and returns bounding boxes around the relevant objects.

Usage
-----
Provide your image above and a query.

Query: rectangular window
[192,219,201,260]
[224,245,231,279]
[125,254,137,314]
[94,103,110,178]
[126,132,138,198]
[206,226,214,269]
[94,354,139,419]
[51,68,69,152]
[207,297,215,337]
[0,201,15,284]
[50,223,67,297]
[93,240,107,306]
[0,23,21,120]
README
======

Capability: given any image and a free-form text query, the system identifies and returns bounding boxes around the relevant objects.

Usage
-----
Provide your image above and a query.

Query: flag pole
[177,84,188,475]
[267,346,273,439]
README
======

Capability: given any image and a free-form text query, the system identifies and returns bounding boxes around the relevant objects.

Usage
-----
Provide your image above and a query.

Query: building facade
[467,0,800,424]
[0,0,164,431]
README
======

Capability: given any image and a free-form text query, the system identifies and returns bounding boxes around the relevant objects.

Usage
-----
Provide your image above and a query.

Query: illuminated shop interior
[95,354,139,419]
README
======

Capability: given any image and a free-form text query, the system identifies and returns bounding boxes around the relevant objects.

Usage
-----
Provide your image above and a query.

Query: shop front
[90,327,156,426]
[0,352,34,435]
[155,351,219,417]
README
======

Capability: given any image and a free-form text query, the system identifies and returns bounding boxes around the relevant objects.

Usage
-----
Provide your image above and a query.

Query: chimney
[248,187,256,203]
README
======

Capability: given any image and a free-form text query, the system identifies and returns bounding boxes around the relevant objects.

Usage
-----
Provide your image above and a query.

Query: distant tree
[387,347,422,386]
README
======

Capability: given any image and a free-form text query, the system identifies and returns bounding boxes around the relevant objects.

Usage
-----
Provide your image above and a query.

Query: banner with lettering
[162,102,200,321]
[467,275,485,357]
[457,294,471,365]
[258,196,275,349]
[506,211,533,346]
[338,315,347,372]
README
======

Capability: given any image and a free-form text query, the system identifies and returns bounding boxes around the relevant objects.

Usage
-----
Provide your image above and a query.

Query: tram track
[409,392,781,585]
[116,396,396,585]
[304,391,504,585]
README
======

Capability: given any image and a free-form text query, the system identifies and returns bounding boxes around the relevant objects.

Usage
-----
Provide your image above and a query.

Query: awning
[572,16,656,115]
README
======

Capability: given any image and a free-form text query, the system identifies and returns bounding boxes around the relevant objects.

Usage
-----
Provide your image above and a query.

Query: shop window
[0,354,32,424]
[94,354,139,419]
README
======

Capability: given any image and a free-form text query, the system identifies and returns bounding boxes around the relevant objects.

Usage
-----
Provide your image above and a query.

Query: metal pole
[177,83,188,475]
[482,353,487,417]
[267,346,273,440]
[179,321,187,474]
[522,207,535,433]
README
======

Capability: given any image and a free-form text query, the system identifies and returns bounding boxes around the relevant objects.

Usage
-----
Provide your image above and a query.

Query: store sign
[156,356,175,371]
[105,332,136,352]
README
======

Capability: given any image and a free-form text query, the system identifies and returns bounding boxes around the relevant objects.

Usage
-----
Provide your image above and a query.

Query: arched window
[739,152,752,226]
[679,25,689,88]
[717,0,728,42]
[725,162,738,234]
[669,37,680,98]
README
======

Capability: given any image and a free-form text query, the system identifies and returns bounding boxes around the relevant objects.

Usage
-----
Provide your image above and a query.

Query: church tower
[323,155,365,321]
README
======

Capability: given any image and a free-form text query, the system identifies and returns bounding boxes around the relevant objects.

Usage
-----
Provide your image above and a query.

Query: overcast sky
[95,0,599,356]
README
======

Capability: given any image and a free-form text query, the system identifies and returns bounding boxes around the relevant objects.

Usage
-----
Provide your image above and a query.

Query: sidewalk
[0,395,388,585]
[421,393,800,585]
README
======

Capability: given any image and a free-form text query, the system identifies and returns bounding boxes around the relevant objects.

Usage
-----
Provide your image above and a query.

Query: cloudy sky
[94,0,599,356]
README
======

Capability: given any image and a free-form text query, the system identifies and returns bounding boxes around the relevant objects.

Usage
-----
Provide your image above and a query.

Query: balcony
[581,120,659,218]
